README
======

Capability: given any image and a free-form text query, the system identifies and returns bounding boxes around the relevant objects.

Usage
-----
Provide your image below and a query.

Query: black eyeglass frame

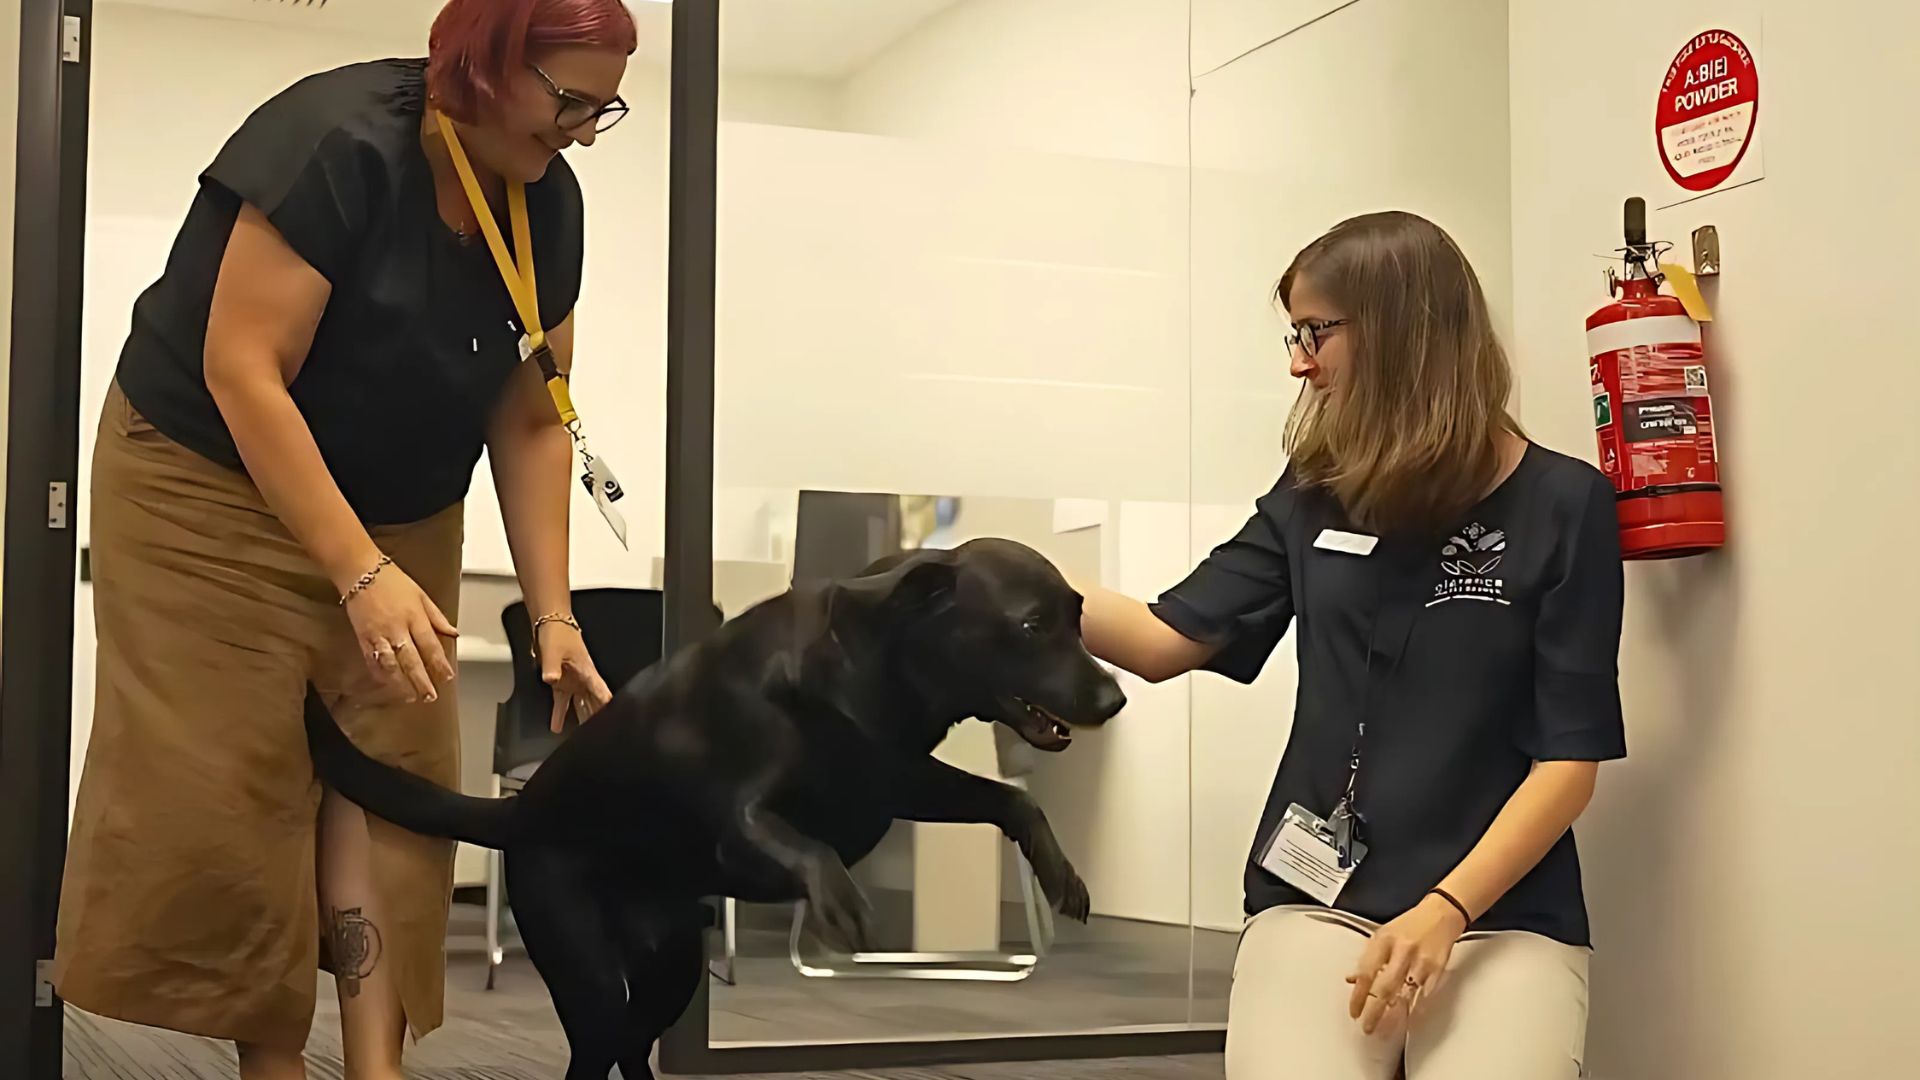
[1286,318,1350,358]
[530,63,630,135]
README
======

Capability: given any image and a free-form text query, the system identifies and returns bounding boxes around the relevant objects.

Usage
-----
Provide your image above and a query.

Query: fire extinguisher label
[1623,397,1702,442]
[1589,329,1720,494]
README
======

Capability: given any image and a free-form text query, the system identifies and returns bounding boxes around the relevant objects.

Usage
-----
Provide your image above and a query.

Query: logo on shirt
[1430,523,1509,607]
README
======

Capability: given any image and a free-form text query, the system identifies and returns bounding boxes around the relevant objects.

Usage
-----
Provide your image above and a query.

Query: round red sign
[1655,29,1759,193]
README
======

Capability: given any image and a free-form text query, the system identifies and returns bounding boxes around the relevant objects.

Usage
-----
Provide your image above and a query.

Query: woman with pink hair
[56,3,641,1076]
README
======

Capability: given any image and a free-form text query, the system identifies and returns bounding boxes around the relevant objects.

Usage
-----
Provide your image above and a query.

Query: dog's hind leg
[505,847,628,1080]
[611,899,707,1080]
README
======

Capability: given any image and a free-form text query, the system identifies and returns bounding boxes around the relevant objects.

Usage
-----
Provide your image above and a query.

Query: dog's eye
[1021,616,1044,636]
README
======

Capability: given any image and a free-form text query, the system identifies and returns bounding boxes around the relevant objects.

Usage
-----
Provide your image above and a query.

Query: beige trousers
[1225,905,1591,1080]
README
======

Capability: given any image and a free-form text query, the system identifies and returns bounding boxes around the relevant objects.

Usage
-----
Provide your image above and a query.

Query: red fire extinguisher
[1586,198,1725,559]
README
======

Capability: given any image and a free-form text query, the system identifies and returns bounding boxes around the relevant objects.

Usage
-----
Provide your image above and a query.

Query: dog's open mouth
[1010,698,1073,751]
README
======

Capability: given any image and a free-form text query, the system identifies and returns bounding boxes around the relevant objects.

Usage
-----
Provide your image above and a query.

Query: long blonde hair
[1278,211,1519,537]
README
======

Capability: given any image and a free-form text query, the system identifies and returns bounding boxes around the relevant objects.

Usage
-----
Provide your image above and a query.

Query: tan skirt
[54,382,465,1047]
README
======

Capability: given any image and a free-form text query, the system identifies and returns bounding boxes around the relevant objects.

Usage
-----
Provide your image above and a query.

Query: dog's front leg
[886,758,1090,922]
[730,802,876,952]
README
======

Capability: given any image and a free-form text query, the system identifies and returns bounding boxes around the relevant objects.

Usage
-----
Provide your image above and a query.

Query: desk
[461,640,515,664]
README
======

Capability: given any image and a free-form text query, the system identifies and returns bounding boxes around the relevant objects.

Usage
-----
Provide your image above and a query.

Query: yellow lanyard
[433,110,577,425]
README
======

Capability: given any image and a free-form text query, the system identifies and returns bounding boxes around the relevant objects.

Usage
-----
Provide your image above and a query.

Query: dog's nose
[1088,678,1127,723]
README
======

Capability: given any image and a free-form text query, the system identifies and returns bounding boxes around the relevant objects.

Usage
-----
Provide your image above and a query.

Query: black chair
[493,588,668,782]
[484,587,668,988]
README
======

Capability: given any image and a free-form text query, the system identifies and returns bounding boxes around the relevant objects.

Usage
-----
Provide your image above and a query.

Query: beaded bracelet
[338,555,393,606]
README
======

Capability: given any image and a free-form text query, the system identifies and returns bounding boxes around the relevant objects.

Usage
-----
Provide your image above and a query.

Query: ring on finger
[393,639,412,651]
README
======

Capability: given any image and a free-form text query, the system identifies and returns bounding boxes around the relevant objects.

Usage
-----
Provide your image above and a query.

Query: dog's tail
[303,687,518,849]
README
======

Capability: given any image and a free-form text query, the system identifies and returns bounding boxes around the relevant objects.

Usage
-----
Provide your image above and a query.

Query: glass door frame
[653,0,1221,1072]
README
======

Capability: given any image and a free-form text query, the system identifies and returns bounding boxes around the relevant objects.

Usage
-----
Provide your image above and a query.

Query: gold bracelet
[338,555,393,606]
[531,612,581,635]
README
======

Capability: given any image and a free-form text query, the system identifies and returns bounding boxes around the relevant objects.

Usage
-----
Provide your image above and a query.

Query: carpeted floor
[66,1001,1223,1079]
[64,904,1229,1079]
[711,907,1235,1043]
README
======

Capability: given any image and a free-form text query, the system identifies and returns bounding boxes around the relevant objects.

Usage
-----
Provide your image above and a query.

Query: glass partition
[701,0,1211,1048]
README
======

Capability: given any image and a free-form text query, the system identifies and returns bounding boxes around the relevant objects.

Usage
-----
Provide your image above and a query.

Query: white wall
[838,0,1188,167]
[1509,5,1920,1078]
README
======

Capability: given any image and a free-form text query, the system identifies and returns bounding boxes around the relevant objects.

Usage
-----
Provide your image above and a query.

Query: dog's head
[833,539,1126,751]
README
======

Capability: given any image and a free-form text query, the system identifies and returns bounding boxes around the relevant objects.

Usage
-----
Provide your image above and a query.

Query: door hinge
[35,960,54,1007]
[48,482,69,529]
[62,15,82,63]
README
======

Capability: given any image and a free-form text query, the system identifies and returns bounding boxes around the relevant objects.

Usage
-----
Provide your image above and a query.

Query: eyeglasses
[1286,318,1349,358]
[530,65,629,135]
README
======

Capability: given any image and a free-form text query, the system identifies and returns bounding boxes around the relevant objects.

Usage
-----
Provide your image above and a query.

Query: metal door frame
[0,3,90,1078]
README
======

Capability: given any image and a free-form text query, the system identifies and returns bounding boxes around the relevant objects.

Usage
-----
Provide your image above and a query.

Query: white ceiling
[110,0,966,80]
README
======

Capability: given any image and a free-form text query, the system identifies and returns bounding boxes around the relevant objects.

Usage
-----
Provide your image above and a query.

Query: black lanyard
[1327,545,1423,868]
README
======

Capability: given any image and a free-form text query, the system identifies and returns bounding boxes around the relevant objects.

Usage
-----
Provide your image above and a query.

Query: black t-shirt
[1151,443,1626,947]
[113,57,586,526]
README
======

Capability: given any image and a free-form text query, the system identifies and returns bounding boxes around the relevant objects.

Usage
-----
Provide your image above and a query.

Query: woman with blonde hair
[1083,211,1624,1078]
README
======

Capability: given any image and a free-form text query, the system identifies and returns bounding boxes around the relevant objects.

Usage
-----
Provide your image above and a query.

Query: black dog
[305,538,1126,1080]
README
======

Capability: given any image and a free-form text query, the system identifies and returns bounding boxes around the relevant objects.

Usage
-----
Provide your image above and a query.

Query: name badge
[1256,802,1365,906]
[1314,529,1379,556]
[580,451,630,549]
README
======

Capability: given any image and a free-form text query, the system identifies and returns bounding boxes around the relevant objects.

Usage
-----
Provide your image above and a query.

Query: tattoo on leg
[329,905,382,999]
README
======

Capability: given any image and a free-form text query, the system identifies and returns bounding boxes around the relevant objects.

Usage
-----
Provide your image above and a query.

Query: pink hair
[428,0,639,121]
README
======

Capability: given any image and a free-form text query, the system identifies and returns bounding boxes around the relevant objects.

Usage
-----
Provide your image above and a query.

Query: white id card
[580,452,630,549]
[1257,803,1366,906]
[1314,529,1379,556]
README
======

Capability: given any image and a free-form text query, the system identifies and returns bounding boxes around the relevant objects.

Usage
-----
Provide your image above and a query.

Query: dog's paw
[805,864,875,954]
[1056,868,1091,924]
[810,899,872,954]
[1032,849,1090,923]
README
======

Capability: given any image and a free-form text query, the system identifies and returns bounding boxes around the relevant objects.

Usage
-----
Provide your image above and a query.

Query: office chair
[484,587,667,989]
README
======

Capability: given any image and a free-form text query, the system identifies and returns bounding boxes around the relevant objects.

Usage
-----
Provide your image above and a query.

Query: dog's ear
[834,550,957,619]
[884,557,958,615]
